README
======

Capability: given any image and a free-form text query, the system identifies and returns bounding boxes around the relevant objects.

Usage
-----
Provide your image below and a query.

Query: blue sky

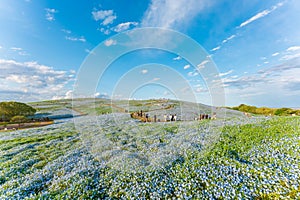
[0,0,300,107]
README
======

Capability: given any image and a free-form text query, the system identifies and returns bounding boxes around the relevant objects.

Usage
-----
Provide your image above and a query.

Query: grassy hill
[29,98,246,121]
[0,98,299,199]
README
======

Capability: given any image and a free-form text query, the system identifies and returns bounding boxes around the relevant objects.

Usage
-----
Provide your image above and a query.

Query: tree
[10,115,28,123]
[0,102,36,121]
[10,115,29,127]
[274,108,292,116]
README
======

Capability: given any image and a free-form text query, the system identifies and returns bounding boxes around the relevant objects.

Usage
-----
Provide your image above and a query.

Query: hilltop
[28,98,246,121]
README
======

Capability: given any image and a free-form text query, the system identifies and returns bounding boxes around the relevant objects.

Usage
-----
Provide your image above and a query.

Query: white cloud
[18,51,30,56]
[141,0,212,28]
[92,9,116,25]
[102,15,117,26]
[260,57,267,60]
[239,1,284,28]
[45,8,58,22]
[194,86,207,93]
[10,47,29,56]
[65,36,86,42]
[0,59,73,101]
[104,39,117,47]
[281,53,300,61]
[219,70,233,77]
[211,46,221,51]
[272,52,280,56]
[65,90,73,99]
[183,64,190,70]
[279,46,300,60]
[287,46,300,51]
[94,92,100,97]
[99,28,111,35]
[52,90,73,100]
[222,34,236,44]
[141,69,148,74]
[61,29,71,34]
[10,47,22,51]
[92,10,113,21]
[112,22,138,32]
[188,71,198,77]
[173,56,182,60]
[223,59,300,92]
[197,60,209,69]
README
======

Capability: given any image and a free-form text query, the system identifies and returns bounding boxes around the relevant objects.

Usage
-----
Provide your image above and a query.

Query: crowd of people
[130,110,217,122]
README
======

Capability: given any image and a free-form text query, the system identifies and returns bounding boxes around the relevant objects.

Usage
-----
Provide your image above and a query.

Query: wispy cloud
[112,22,138,32]
[152,77,160,81]
[65,36,86,42]
[173,56,182,61]
[99,28,111,35]
[45,8,58,22]
[141,0,212,28]
[141,69,148,74]
[223,58,300,93]
[104,39,117,47]
[222,34,236,44]
[211,46,221,52]
[10,47,22,51]
[10,47,29,56]
[92,9,117,25]
[272,52,280,56]
[280,46,300,60]
[188,71,198,77]
[287,46,300,51]
[183,64,190,70]
[61,29,71,34]
[218,70,233,77]
[239,1,284,28]
[211,2,285,53]
[197,60,209,69]
[281,53,300,61]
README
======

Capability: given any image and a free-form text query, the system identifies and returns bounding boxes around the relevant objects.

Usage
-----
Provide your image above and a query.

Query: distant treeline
[229,104,300,116]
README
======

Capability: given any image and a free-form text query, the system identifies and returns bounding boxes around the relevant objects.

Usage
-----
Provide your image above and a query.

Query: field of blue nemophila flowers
[0,105,299,199]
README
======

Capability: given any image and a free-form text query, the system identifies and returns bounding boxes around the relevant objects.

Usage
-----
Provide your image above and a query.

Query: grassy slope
[29,98,245,121]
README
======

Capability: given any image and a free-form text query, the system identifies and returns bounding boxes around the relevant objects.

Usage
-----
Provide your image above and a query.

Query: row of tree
[0,101,36,122]
[231,104,300,116]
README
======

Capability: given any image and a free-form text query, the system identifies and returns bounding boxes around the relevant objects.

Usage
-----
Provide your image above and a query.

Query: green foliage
[233,104,257,113]
[255,107,275,115]
[231,104,299,116]
[96,106,112,114]
[0,101,36,121]
[10,116,29,124]
[274,107,293,116]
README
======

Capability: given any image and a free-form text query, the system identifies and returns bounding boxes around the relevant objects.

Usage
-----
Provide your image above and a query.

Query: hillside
[28,98,246,121]
[0,100,299,198]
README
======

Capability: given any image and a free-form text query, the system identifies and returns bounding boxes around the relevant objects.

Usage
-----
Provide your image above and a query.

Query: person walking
[164,114,167,122]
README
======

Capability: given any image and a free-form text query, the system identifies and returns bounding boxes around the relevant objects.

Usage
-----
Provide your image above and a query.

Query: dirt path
[0,121,54,132]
